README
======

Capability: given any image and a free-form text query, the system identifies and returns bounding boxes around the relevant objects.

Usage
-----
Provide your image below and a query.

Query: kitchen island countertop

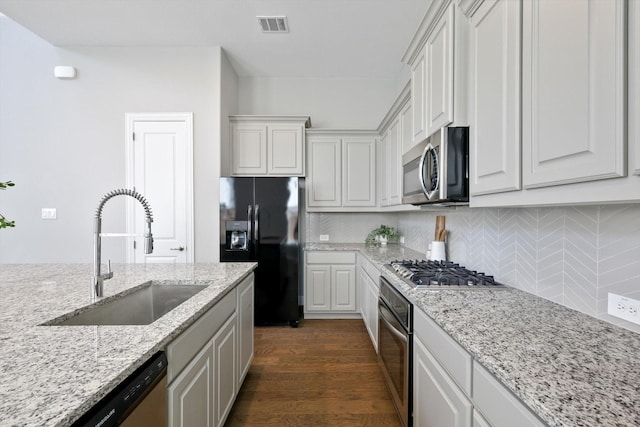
[306,242,640,427]
[0,262,256,426]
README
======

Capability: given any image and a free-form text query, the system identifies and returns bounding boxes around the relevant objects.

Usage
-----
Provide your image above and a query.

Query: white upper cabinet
[385,118,402,206]
[306,131,377,211]
[229,116,310,177]
[469,0,522,195]
[425,2,455,135]
[411,48,427,145]
[403,0,469,142]
[342,137,376,207]
[400,98,413,155]
[522,0,626,187]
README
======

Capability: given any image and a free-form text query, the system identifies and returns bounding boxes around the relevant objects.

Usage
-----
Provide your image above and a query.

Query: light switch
[41,208,57,219]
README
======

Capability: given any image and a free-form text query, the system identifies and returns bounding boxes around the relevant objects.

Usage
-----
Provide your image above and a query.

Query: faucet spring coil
[95,188,154,222]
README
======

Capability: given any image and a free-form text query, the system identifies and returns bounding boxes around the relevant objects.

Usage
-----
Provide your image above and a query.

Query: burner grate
[389,260,505,288]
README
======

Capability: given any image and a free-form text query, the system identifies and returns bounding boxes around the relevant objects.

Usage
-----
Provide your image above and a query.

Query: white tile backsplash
[306,204,640,333]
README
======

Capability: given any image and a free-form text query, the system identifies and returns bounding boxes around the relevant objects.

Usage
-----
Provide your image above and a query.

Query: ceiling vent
[257,16,289,33]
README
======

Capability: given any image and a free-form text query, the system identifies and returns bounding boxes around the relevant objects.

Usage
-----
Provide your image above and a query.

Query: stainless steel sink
[44,282,208,326]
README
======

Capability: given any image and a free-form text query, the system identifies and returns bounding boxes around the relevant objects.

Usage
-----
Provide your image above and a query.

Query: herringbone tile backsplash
[306,205,640,333]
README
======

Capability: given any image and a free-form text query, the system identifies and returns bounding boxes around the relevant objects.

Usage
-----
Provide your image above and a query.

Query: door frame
[125,112,195,263]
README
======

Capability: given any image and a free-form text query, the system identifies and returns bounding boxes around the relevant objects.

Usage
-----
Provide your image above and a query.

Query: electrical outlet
[319,234,329,242]
[41,208,57,219]
[608,293,640,325]
[399,236,405,244]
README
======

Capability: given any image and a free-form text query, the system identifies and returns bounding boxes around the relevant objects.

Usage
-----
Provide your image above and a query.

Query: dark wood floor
[224,319,401,427]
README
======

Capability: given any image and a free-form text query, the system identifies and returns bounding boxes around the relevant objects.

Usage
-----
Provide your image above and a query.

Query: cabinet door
[237,277,254,386]
[386,117,402,205]
[331,265,356,311]
[231,124,267,175]
[470,0,521,195]
[168,341,214,427]
[307,137,342,207]
[411,48,427,144]
[366,274,379,351]
[305,265,332,311]
[473,409,492,427]
[522,0,626,187]
[400,100,413,154]
[268,125,304,176]
[378,134,388,207]
[413,338,472,427]
[426,3,455,135]
[213,314,237,427]
[342,137,376,207]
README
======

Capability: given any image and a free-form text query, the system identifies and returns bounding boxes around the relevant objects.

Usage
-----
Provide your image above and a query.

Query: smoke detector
[257,16,289,33]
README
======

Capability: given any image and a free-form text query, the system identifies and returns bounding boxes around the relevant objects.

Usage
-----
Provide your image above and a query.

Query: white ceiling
[0,0,430,79]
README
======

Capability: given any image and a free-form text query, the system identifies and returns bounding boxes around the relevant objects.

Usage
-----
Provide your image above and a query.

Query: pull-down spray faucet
[93,188,154,298]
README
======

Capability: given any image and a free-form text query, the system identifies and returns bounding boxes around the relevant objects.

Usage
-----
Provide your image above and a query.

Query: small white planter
[378,236,388,246]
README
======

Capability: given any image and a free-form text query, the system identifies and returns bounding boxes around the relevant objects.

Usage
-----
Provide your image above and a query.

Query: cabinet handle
[170,246,185,251]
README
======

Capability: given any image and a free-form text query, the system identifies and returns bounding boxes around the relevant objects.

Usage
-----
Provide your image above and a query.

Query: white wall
[0,17,223,263]
[238,77,397,129]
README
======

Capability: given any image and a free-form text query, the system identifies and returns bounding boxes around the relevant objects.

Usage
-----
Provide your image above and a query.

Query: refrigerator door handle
[254,204,260,241]
[247,205,253,246]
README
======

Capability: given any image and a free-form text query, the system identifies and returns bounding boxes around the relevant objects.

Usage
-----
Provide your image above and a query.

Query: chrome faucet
[93,188,154,298]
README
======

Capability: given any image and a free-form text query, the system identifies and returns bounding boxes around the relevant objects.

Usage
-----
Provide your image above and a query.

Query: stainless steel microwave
[402,126,469,206]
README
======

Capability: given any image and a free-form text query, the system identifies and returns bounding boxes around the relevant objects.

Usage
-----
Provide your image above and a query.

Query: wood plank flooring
[224,319,401,427]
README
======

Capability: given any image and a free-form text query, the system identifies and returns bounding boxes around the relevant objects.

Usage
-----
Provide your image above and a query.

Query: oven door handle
[378,301,409,344]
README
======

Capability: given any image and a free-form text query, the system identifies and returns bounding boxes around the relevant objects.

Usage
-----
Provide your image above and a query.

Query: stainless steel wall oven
[378,276,413,427]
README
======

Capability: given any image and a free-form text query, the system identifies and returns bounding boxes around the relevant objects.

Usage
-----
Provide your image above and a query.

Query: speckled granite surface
[306,243,640,427]
[0,262,256,427]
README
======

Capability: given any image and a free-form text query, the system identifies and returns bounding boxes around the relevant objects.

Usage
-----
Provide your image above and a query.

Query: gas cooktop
[387,259,507,289]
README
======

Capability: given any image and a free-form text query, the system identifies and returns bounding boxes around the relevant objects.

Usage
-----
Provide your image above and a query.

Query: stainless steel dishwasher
[72,352,168,427]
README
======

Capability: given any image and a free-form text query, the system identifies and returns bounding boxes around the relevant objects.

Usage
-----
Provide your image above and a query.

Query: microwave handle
[419,143,437,200]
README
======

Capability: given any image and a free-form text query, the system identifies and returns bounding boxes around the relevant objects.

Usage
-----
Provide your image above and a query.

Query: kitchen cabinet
[425,2,454,135]
[237,275,254,387]
[357,254,380,351]
[306,131,377,211]
[213,313,237,427]
[403,0,469,141]
[304,251,358,318]
[377,83,410,209]
[229,116,310,176]
[414,337,472,427]
[468,0,522,195]
[466,0,639,207]
[521,0,625,188]
[411,48,427,145]
[473,361,546,427]
[167,275,254,427]
[169,339,214,427]
[473,410,491,427]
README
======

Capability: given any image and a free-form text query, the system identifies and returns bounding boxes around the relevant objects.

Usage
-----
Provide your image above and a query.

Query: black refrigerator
[219,177,300,327]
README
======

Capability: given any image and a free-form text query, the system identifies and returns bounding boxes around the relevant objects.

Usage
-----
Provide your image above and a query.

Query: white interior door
[126,113,194,263]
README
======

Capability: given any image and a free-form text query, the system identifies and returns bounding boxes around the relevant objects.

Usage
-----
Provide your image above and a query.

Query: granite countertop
[306,243,640,427]
[0,262,257,427]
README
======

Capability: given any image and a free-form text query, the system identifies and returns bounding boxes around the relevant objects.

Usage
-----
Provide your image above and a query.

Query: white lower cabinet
[413,304,547,427]
[304,251,358,318]
[213,314,237,427]
[357,255,380,351]
[169,340,214,427]
[414,337,473,427]
[167,274,254,427]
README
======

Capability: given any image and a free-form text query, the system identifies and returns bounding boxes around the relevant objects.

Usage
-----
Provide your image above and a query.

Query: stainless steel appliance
[72,352,168,426]
[402,126,469,206]
[378,277,413,427]
[388,260,506,289]
[220,177,300,327]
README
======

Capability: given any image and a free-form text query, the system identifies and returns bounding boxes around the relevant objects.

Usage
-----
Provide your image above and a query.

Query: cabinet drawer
[414,307,472,394]
[473,361,546,427]
[306,251,356,264]
[167,288,237,383]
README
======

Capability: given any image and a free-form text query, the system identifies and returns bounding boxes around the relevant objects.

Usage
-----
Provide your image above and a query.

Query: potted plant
[0,180,15,229]
[365,224,399,247]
